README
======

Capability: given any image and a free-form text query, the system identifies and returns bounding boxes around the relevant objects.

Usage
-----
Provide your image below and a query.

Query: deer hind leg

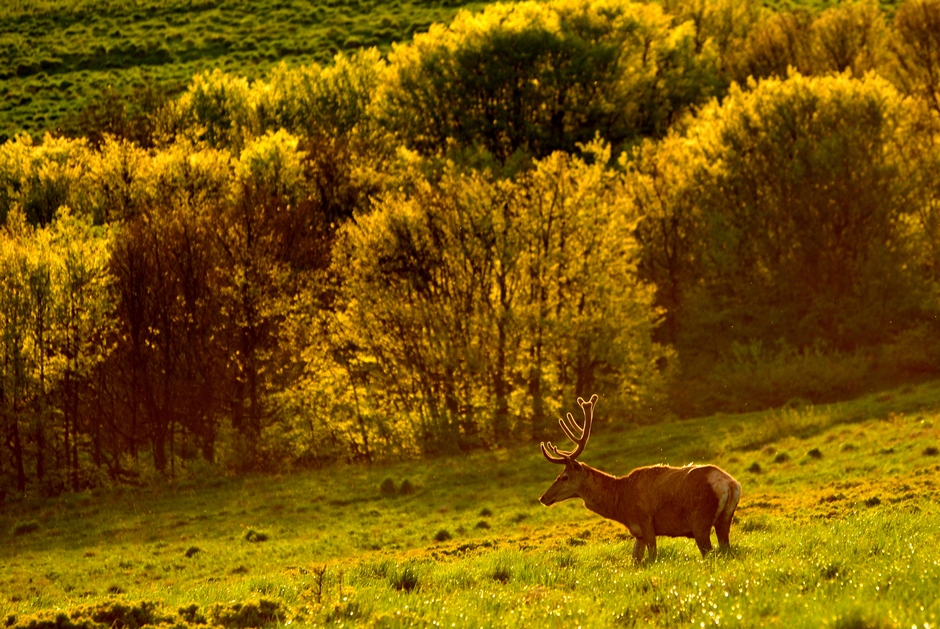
[714,478,742,548]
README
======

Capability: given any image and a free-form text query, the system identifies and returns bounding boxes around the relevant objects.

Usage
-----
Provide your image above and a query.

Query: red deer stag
[539,395,741,562]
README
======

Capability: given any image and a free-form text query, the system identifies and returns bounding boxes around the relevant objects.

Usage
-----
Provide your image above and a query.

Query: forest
[2,0,940,497]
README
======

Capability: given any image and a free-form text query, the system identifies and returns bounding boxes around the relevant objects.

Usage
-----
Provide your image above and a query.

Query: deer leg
[715,516,733,548]
[640,521,657,562]
[694,528,714,557]
[714,486,740,549]
[632,538,646,563]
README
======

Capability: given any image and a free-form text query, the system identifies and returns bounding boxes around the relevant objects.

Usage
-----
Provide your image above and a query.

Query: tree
[377,0,720,164]
[631,72,927,352]
[889,0,940,114]
[330,146,669,454]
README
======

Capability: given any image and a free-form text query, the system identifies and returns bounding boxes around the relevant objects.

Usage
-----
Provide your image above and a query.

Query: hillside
[1,0,902,143]
[0,0,485,142]
[2,380,939,628]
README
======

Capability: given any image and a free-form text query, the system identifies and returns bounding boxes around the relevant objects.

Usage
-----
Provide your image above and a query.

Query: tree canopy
[3,0,940,494]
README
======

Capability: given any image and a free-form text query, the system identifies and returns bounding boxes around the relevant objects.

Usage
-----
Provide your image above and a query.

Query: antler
[540,394,598,464]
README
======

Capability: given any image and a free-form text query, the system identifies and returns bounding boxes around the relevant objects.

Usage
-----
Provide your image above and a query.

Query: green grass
[0,0,486,142]
[2,380,940,627]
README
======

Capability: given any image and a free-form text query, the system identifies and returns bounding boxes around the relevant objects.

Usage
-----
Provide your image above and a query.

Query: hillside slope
[0,0,484,141]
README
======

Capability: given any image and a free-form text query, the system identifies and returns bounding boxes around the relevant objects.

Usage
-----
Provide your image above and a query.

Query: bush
[379,477,397,497]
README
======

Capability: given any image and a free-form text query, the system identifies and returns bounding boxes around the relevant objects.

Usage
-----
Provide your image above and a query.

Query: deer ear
[566,457,583,472]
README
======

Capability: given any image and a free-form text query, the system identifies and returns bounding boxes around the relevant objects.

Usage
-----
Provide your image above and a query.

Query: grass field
[0,0,485,142]
[2,380,939,628]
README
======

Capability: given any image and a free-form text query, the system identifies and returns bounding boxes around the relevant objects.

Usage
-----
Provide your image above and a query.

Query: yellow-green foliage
[4,0,940,486]
[330,144,670,453]
[632,71,939,351]
[378,0,721,160]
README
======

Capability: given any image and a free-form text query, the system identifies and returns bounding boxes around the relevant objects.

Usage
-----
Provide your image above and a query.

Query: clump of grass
[209,599,283,628]
[178,604,206,624]
[865,496,882,507]
[567,529,591,547]
[746,461,762,473]
[9,601,168,629]
[808,447,824,459]
[924,446,939,456]
[492,565,511,584]
[326,601,369,624]
[738,516,772,532]
[106,585,125,595]
[820,562,841,581]
[389,564,419,592]
[773,452,790,463]
[11,520,40,536]
[554,550,577,568]
[399,479,415,495]
[433,529,452,542]
[479,507,493,517]
[475,520,490,529]
[832,608,894,629]
[243,529,269,543]
[184,546,201,558]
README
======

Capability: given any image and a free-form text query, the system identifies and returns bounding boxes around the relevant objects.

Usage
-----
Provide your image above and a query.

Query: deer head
[539,394,597,506]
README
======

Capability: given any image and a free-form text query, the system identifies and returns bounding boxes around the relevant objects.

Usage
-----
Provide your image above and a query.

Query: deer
[539,395,741,562]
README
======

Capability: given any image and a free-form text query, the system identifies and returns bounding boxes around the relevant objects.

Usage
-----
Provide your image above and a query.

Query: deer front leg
[630,521,658,563]
[632,538,646,562]
[640,520,658,562]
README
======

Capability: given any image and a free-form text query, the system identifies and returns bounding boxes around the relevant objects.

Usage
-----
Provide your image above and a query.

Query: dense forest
[2,0,940,497]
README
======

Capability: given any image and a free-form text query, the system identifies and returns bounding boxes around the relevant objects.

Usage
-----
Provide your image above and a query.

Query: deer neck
[577,464,629,525]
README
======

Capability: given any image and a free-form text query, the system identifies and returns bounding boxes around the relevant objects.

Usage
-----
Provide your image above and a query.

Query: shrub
[379,478,397,497]
[433,529,452,542]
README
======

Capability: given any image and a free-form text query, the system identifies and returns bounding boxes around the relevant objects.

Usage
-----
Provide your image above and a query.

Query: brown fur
[540,462,741,562]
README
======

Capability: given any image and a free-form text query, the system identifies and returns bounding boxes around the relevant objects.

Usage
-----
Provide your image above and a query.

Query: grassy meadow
[0,0,485,142]
[2,381,939,628]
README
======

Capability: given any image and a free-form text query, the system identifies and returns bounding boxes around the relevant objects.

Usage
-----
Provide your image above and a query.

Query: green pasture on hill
[0,0,485,142]
[2,380,939,628]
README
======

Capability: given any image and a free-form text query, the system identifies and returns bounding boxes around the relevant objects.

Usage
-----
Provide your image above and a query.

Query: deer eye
[560,474,569,481]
